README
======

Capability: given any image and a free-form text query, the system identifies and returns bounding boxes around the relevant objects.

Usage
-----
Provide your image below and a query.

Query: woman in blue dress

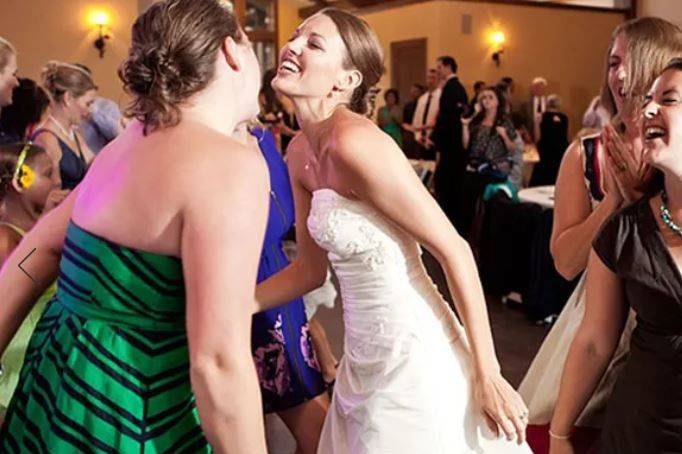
[251,126,329,453]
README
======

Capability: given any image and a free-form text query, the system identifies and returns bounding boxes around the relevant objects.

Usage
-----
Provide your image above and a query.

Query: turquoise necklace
[660,191,682,238]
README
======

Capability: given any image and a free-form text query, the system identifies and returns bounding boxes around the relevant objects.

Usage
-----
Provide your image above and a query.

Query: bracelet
[548,429,572,440]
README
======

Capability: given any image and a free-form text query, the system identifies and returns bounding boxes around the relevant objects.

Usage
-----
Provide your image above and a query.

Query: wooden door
[391,38,427,105]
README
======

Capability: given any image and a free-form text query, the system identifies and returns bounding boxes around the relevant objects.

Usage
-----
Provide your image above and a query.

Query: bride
[256,8,530,453]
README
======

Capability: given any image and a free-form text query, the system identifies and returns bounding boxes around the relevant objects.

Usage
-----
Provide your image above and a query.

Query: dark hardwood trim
[274,0,279,54]
[236,1,278,55]
[248,30,277,41]
[627,0,638,19]
[299,0,632,19]
[235,0,246,26]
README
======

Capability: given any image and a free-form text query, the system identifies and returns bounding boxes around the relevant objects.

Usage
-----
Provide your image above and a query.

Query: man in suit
[400,83,426,159]
[517,76,547,143]
[431,56,468,232]
[408,69,441,160]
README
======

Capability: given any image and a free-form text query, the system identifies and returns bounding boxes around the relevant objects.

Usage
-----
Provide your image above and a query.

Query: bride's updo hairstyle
[119,0,242,133]
[320,8,384,115]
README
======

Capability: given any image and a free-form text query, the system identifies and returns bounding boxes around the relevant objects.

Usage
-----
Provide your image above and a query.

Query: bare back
[70,119,263,257]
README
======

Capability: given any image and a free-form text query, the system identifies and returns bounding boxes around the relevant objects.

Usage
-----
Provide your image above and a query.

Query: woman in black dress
[550,59,682,454]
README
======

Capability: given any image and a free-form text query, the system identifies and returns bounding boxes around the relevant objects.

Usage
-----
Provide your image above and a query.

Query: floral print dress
[251,128,326,413]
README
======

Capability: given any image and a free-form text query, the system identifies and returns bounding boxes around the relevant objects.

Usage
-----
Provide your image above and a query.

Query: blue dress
[251,128,326,413]
[32,129,88,190]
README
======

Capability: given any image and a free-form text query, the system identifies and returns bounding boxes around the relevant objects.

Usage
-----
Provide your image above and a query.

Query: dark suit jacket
[432,75,468,164]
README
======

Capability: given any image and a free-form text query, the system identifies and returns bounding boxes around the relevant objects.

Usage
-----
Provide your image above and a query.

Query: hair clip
[12,142,34,189]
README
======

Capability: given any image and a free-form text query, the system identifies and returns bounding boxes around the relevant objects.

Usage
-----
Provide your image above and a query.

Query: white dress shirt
[411,88,442,142]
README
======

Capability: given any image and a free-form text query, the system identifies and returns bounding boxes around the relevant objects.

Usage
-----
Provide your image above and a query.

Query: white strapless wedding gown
[308,189,531,454]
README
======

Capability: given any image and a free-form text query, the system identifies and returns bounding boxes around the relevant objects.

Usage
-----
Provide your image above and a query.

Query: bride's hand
[474,371,528,444]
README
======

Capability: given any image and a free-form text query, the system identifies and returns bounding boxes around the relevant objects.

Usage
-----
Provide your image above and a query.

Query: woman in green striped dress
[0,0,270,451]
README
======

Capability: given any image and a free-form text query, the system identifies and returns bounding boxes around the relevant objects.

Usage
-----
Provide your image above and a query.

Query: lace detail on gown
[307,189,530,454]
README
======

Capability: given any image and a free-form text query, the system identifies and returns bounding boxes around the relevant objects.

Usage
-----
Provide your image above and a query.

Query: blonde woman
[33,62,97,191]
[551,57,682,454]
[519,17,682,453]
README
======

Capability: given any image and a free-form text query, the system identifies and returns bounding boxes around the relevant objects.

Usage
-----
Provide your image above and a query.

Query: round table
[518,185,555,209]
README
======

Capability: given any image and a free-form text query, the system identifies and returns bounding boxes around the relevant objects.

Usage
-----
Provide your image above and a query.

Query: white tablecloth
[518,185,555,209]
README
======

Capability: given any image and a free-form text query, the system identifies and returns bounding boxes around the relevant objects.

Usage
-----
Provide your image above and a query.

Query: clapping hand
[602,123,653,203]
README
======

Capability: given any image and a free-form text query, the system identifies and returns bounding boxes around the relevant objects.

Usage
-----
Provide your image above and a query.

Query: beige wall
[1,0,627,131]
[0,0,138,105]
[362,1,623,135]
[277,0,624,136]
[138,0,159,13]
[639,0,682,26]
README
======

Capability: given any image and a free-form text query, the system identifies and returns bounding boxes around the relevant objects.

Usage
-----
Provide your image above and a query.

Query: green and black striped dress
[0,221,210,453]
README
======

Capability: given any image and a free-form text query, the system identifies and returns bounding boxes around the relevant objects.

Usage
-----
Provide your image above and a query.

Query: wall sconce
[489,30,506,67]
[89,10,111,58]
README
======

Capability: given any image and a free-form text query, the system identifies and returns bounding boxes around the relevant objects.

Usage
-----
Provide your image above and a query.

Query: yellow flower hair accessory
[19,164,35,189]
[12,142,34,189]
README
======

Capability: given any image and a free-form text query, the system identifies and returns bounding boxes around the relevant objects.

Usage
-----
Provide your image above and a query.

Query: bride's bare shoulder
[330,109,397,165]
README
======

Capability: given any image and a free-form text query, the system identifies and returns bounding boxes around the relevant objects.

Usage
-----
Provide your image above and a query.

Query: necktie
[421,93,432,142]
[536,96,545,114]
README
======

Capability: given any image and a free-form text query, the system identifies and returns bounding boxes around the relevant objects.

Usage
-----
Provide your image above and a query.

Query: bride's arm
[255,136,329,311]
[331,118,527,444]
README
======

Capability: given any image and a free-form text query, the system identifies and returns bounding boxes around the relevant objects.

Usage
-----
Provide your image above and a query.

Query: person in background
[401,83,425,158]
[259,68,284,129]
[403,83,424,127]
[0,37,19,144]
[432,55,468,229]
[411,68,442,160]
[470,80,486,112]
[459,85,523,236]
[33,61,96,194]
[530,94,569,186]
[377,88,403,147]
[501,76,515,93]
[259,67,301,153]
[520,76,548,143]
[0,142,60,424]
[0,79,50,142]
[582,95,609,130]
[74,64,124,155]
[499,76,515,114]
